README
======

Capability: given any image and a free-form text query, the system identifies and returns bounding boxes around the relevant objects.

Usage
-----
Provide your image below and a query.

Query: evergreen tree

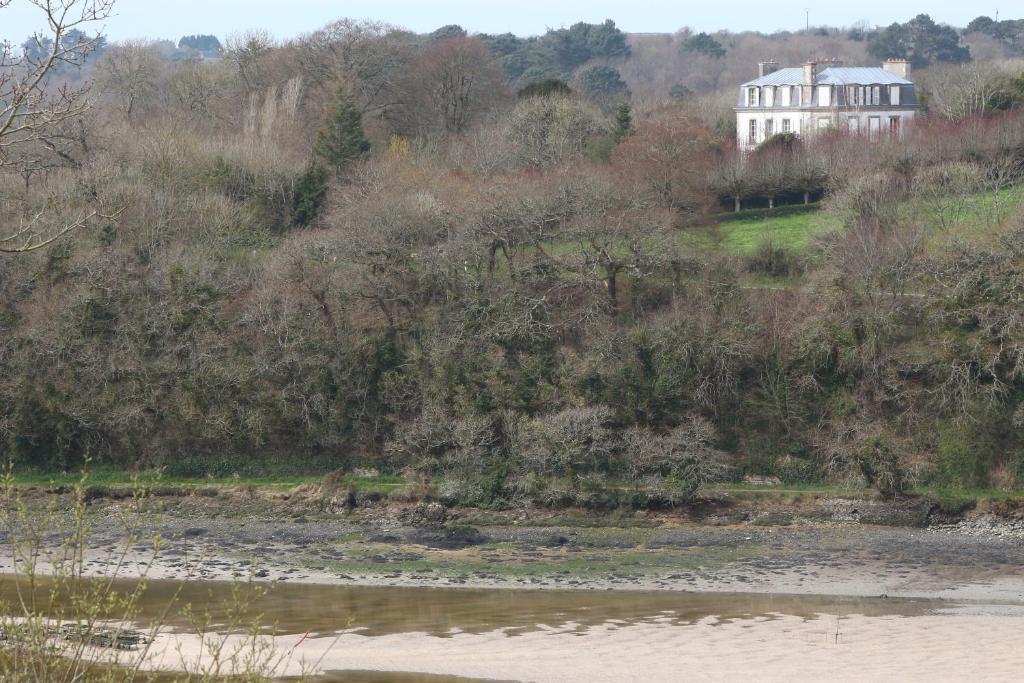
[682,33,726,59]
[518,79,573,99]
[292,164,329,227]
[579,66,629,102]
[178,34,223,56]
[669,83,693,102]
[430,25,467,41]
[315,89,370,173]
[867,14,969,67]
[613,102,633,143]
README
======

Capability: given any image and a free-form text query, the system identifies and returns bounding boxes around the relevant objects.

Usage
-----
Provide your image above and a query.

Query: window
[817,118,830,130]
[868,116,881,140]
[781,86,791,107]
[817,85,831,107]
[748,119,757,145]
[889,116,901,136]
[765,119,774,137]
[848,117,860,134]
[872,86,881,105]
[890,85,901,106]
[765,86,775,107]
[747,87,759,107]
[781,118,791,133]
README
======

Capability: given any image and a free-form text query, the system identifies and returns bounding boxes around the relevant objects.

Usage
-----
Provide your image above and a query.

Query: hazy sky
[0,0,1006,43]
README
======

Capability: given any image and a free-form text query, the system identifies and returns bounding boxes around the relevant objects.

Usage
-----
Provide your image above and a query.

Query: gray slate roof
[742,67,912,87]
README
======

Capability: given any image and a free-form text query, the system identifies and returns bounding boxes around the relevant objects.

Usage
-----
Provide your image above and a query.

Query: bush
[856,437,910,498]
[745,239,802,277]
[776,457,821,485]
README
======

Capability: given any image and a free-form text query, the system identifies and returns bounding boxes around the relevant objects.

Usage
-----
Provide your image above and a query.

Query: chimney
[758,60,779,78]
[802,60,817,85]
[883,59,910,79]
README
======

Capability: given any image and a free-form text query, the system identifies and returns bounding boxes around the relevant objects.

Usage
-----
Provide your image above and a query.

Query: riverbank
[2,484,1023,603]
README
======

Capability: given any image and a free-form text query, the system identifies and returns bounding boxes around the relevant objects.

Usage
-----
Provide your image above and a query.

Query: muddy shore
[2,485,1024,602]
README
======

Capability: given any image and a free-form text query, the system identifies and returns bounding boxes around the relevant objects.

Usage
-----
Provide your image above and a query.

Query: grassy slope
[707,186,1024,257]
[712,204,836,253]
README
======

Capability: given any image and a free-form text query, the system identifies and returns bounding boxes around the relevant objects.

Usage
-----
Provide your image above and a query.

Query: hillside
[3,8,1024,509]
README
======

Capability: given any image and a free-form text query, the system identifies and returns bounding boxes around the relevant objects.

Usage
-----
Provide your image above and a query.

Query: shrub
[745,238,802,277]
[937,424,990,488]
[516,406,619,479]
[856,437,910,498]
[776,457,821,485]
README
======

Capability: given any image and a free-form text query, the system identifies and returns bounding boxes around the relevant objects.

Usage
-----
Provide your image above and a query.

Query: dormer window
[781,86,791,107]
[747,87,759,107]
[890,85,901,106]
[817,85,831,107]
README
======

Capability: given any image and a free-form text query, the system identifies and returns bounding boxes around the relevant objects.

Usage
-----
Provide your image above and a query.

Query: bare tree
[919,62,1012,123]
[709,144,754,213]
[294,19,411,119]
[97,39,162,119]
[397,37,508,137]
[167,59,233,121]
[505,94,598,168]
[0,0,116,253]
[536,172,674,314]
[981,154,1022,225]
[912,161,985,231]
[224,30,274,91]
[611,106,714,213]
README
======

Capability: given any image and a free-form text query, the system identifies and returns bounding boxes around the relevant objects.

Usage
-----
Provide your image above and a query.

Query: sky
[0,0,1007,43]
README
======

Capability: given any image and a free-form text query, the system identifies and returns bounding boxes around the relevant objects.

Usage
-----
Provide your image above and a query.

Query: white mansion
[735,59,918,150]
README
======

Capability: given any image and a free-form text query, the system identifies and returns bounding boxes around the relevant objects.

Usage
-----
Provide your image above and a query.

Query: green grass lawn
[703,185,1024,258]
[712,204,837,254]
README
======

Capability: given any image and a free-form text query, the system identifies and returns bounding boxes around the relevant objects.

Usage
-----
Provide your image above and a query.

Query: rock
[404,503,448,528]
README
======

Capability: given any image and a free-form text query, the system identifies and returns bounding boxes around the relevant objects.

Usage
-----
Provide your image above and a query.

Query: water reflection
[0,575,938,638]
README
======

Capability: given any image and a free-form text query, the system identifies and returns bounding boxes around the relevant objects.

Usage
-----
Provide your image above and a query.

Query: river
[3,575,1022,681]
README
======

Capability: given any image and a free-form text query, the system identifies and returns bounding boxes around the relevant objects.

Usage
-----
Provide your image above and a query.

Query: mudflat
[1,488,1022,601]
[4,489,1024,681]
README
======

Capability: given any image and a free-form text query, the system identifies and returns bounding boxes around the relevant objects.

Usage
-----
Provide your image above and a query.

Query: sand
[130,607,1024,682]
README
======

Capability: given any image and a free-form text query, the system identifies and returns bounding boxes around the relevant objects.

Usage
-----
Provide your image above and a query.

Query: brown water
[0,575,940,636]
[0,575,951,682]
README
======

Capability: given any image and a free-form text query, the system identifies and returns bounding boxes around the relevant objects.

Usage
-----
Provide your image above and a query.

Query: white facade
[735,60,917,150]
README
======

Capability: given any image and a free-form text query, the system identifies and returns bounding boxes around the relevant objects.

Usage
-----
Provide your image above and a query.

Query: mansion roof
[741,67,913,87]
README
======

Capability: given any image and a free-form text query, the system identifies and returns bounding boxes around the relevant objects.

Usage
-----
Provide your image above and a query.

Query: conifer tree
[315,88,370,172]
[613,101,633,143]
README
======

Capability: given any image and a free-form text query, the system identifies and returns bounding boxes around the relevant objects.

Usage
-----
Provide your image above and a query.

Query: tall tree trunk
[734,196,741,213]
